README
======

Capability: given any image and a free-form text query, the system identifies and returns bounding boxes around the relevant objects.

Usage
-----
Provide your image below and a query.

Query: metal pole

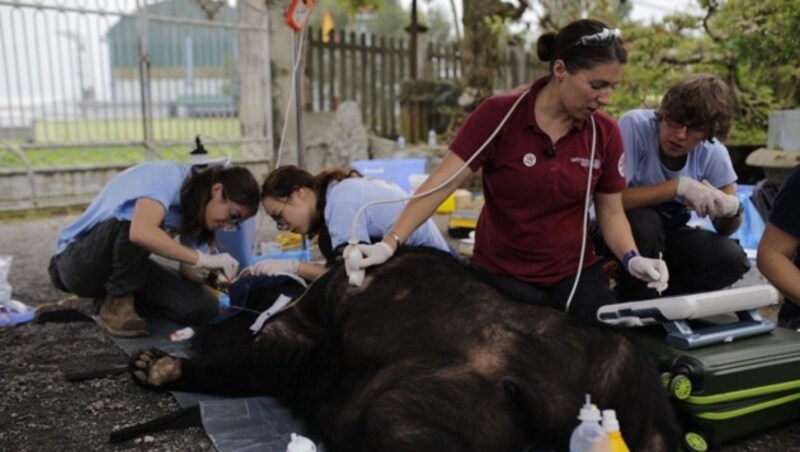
[293,31,304,168]
[137,0,155,156]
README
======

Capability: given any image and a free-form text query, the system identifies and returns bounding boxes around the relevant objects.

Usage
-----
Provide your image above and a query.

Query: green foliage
[593,0,799,145]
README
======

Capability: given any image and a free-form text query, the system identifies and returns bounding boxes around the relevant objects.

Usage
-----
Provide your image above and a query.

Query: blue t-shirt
[323,178,449,252]
[56,161,190,255]
[55,160,252,266]
[620,109,737,190]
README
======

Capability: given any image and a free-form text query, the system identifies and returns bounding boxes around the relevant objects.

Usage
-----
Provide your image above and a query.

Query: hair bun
[536,32,558,62]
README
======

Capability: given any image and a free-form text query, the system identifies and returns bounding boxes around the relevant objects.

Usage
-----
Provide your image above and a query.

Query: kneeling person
[613,73,749,300]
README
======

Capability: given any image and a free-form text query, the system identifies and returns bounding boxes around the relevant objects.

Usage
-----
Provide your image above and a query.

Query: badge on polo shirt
[618,153,626,178]
[523,153,537,168]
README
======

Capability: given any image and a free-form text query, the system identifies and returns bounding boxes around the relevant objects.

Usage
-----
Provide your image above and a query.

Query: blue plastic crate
[352,158,426,193]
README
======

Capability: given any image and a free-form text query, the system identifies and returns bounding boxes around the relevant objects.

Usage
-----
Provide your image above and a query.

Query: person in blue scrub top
[610,73,750,300]
[47,161,260,337]
[247,165,450,281]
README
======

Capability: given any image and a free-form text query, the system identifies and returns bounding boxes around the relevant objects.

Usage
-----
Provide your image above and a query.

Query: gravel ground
[1,213,799,451]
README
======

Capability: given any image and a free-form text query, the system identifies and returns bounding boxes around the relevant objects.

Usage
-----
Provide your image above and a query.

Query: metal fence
[306,25,546,139]
[0,0,272,171]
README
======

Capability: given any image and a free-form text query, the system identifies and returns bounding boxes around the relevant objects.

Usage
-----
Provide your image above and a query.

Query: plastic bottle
[0,255,12,303]
[569,395,606,452]
[601,409,630,452]
[189,135,210,166]
[286,433,316,452]
[427,128,437,146]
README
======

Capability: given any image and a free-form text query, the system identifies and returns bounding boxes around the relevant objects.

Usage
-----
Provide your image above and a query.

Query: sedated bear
[131,247,680,451]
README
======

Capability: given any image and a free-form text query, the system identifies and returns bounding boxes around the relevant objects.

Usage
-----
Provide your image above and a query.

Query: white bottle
[569,395,606,452]
[286,433,316,452]
[397,134,406,150]
[0,255,13,303]
[427,129,437,146]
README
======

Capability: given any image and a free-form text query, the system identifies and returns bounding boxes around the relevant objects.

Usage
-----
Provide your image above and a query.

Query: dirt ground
[1,212,799,451]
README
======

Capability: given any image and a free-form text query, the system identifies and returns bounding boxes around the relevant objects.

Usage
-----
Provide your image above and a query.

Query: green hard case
[636,323,800,451]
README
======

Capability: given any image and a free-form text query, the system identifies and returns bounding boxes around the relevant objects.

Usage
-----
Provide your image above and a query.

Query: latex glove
[676,176,716,218]
[195,251,239,281]
[246,259,300,276]
[180,263,209,284]
[702,181,740,219]
[627,256,670,294]
[344,242,395,269]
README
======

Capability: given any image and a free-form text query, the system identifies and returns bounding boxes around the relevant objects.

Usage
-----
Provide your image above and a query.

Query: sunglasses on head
[557,28,622,58]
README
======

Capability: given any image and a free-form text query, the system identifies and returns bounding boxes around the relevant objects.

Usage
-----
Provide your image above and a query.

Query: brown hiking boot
[97,294,149,337]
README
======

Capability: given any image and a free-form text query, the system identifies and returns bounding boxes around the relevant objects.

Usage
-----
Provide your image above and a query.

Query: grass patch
[2,118,248,169]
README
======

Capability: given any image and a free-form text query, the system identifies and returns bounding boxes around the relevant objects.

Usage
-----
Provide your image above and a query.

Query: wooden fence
[305,27,546,141]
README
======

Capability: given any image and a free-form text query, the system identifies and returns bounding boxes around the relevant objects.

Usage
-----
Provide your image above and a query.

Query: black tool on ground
[108,405,202,444]
[65,365,128,382]
[35,309,94,324]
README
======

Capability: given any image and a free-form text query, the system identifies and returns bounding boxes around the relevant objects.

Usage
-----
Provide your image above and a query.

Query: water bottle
[427,128,437,146]
[569,395,606,452]
[0,255,12,303]
[601,409,630,452]
[397,134,406,150]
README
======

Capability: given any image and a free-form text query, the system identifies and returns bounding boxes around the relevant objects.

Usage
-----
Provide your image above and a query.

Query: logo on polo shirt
[523,153,537,167]
[618,153,626,178]
[570,157,602,169]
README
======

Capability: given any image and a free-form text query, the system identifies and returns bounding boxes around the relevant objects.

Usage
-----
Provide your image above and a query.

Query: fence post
[405,23,428,81]
[136,1,156,158]
[511,44,526,88]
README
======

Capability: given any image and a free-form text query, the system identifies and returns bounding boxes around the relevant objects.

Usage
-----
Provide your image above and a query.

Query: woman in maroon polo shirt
[348,19,669,322]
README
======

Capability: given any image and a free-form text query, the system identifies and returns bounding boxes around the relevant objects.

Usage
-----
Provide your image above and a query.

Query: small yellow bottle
[601,409,630,452]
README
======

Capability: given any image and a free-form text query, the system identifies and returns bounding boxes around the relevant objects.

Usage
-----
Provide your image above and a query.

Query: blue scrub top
[323,177,450,252]
[55,160,253,267]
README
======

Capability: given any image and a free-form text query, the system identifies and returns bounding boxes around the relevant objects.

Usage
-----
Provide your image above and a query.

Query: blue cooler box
[352,158,426,193]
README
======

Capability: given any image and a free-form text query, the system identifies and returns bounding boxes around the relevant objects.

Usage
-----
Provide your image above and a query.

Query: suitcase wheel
[660,372,672,390]
[668,374,693,400]
[683,431,709,452]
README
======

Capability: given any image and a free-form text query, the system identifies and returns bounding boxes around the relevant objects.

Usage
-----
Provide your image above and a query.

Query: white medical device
[597,285,780,349]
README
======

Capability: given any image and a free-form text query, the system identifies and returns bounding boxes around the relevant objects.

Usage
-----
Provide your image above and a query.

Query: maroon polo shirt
[450,76,626,287]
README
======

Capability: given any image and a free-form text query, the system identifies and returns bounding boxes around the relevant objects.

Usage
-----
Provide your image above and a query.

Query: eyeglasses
[558,28,622,58]
[269,196,290,231]
[223,195,243,232]
[662,117,706,137]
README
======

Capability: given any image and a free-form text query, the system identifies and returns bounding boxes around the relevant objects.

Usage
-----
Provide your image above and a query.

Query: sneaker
[97,294,149,337]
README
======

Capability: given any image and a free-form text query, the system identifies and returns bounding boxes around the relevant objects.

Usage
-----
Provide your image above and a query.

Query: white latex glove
[701,181,740,219]
[676,176,716,218]
[195,251,239,281]
[345,242,395,269]
[180,263,210,284]
[627,256,670,294]
[246,259,300,276]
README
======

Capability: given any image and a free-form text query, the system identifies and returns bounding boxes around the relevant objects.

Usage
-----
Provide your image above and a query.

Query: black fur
[131,247,681,451]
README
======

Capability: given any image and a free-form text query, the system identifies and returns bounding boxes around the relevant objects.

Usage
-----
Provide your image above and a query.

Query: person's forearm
[758,251,800,303]
[388,152,472,249]
[596,192,639,261]
[621,179,680,210]
[598,210,638,261]
[297,262,327,281]
[130,226,199,265]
